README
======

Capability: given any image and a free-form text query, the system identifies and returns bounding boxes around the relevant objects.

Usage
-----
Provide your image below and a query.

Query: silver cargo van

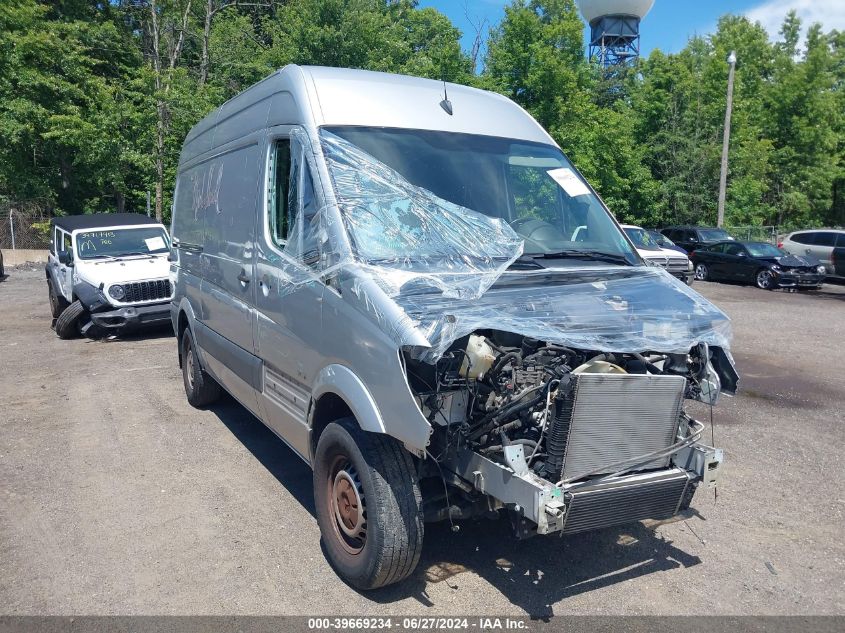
[170,65,739,590]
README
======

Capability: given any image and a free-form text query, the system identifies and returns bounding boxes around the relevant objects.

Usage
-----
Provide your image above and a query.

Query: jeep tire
[181,327,221,407]
[48,280,69,319]
[55,300,86,339]
[313,418,423,590]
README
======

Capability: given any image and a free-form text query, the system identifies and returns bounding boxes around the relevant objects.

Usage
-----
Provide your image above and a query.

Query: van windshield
[321,127,637,264]
[75,227,169,260]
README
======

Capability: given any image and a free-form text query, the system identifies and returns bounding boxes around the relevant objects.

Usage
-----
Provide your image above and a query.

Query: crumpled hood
[771,254,819,268]
[75,256,170,288]
[370,265,733,362]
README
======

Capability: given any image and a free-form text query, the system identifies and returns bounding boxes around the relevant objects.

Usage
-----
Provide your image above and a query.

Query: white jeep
[46,213,173,339]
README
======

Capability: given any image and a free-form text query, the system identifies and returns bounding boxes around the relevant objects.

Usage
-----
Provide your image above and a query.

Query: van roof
[51,213,161,232]
[181,65,556,165]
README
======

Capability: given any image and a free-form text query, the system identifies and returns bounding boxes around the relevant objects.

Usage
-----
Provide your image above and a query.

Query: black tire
[48,280,69,319]
[756,268,776,290]
[694,262,709,281]
[181,327,221,407]
[313,418,423,590]
[55,300,86,339]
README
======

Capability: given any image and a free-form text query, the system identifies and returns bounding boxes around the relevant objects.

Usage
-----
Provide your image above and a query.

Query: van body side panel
[171,174,205,321]
[319,287,432,452]
[198,138,261,353]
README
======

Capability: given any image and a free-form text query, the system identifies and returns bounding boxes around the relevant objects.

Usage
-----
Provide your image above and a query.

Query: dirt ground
[1,266,843,616]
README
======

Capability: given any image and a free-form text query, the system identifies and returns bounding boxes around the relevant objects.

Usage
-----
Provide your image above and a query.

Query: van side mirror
[58,250,73,266]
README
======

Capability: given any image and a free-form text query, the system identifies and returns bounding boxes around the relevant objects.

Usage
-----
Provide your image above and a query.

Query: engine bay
[404,331,723,487]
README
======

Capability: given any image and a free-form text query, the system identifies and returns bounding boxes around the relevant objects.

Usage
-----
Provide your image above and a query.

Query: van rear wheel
[313,419,423,590]
[181,327,221,407]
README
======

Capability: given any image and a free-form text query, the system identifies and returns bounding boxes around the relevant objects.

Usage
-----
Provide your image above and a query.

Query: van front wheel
[313,419,423,590]
[181,328,221,407]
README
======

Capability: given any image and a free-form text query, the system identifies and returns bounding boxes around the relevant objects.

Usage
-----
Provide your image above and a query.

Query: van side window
[269,139,292,245]
[298,165,320,265]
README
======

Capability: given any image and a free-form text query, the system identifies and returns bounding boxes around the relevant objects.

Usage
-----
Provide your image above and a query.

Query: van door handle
[237,270,250,284]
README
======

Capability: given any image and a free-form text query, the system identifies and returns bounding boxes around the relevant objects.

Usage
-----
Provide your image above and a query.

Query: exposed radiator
[549,373,686,482]
[562,469,692,534]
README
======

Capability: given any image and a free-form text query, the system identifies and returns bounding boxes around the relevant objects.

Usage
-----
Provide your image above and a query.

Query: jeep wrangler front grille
[122,279,172,303]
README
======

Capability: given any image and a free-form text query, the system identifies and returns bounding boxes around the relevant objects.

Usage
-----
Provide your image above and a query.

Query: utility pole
[717,51,737,228]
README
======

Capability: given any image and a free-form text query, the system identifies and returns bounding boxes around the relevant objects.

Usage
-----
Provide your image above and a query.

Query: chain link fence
[723,225,779,244]
[0,204,52,250]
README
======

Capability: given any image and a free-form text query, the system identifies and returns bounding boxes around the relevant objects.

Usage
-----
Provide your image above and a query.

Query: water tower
[578,0,655,67]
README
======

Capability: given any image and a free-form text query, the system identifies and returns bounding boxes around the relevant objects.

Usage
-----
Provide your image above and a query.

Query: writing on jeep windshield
[76,227,169,260]
[321,127,637,266]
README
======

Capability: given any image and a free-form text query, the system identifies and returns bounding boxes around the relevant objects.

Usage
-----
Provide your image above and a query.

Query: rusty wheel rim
[185,341,195,390]
[327,455,366,555]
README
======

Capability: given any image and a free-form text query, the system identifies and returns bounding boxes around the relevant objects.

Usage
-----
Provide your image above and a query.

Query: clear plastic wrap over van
[283,129,732,362]
[391,266,733,362]
[319,130,524,299]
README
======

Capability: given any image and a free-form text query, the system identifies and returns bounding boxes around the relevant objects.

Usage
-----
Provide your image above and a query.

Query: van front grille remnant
[122,279,172,303]
[562,470,691,534]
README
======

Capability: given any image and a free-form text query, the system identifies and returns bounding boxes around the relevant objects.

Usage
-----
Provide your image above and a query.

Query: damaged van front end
[395,269,736,537]
[306,128,739,539]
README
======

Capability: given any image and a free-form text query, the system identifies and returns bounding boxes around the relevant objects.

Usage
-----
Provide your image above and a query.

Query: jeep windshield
[321,127,638,266]
[75,227,169,260]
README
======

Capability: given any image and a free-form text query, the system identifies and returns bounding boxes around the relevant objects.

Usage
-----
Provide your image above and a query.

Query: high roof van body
[170,65,737,589]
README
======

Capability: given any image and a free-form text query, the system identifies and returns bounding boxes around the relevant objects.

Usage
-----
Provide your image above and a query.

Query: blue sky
[419,0,845,59]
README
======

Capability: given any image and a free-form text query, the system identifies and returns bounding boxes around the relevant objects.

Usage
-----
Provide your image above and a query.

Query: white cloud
[746,0,845,39]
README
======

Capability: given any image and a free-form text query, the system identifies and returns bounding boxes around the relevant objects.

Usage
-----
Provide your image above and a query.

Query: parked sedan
[691,241,826,290]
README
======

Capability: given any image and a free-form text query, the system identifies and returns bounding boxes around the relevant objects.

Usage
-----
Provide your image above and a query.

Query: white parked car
[46,213,173,339]
[622,224,694,284]
[780,229,844,280]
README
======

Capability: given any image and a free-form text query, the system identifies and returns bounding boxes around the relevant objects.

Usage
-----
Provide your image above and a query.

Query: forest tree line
[1,0,844,230]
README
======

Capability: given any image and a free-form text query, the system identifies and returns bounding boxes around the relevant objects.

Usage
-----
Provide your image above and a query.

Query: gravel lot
[1,266,844,616]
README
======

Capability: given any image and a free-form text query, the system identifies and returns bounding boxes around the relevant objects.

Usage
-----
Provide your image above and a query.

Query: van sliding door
[193,139,263,413]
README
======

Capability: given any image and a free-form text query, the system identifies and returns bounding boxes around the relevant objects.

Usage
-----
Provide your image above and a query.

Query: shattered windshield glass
[320,127,638,264]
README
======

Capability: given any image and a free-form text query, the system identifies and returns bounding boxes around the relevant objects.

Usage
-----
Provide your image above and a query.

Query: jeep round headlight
[817,265,827,274]
[108,284,125,300]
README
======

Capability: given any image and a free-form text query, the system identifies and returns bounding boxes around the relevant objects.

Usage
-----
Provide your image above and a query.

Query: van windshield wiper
[508,256,545,270]
[526,250,632,265]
